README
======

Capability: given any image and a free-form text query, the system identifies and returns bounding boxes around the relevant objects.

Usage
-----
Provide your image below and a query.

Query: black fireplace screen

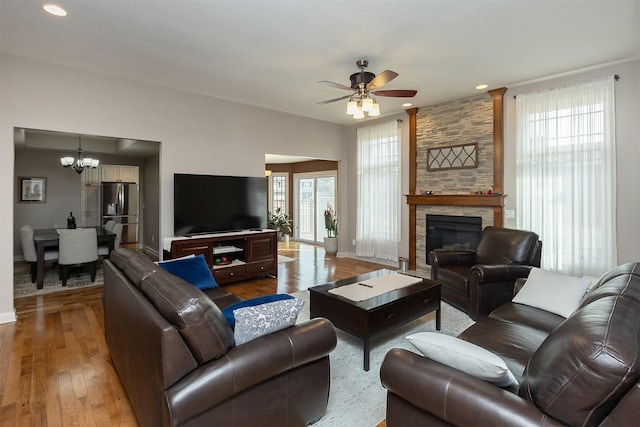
[426,214,482,264]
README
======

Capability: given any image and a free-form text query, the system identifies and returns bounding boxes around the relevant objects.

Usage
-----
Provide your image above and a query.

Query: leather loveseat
[103,248,337,427]
[381,262,640,427]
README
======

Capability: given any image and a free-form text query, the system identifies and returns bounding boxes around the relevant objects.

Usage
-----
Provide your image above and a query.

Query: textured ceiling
[1,0,639,125]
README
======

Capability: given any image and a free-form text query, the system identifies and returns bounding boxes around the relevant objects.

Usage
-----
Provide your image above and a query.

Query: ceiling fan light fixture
[353,107,365,119]
[369,102,380,116]
[346,100,358,115]
[361,97,373,112]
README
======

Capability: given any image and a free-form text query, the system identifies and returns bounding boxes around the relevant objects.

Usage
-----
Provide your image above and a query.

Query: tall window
[516,77,617,276]
[356,120,400,260]
[269,173,288,213]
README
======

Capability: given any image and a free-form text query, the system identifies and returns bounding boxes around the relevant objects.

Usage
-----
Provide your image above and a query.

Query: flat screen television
[174,173,267,236]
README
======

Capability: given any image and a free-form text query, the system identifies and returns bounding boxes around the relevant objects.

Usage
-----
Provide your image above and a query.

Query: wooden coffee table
[309,269,441,371]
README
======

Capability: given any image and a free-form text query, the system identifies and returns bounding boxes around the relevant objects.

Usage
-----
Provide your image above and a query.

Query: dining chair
[58,228,99,286]
[104,220,117,232]
[98,222,122,257]
[20,225,59,283]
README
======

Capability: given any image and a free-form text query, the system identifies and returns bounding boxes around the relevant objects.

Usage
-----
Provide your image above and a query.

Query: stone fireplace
[406,88,507,271]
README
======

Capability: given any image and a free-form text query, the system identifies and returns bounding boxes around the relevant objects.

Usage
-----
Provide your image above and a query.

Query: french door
[294,172,336,243]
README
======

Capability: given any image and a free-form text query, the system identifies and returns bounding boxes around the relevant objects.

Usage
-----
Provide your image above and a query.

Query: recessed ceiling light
[43,4,67,17]
[402,103,412,107]
[475,84,488,90]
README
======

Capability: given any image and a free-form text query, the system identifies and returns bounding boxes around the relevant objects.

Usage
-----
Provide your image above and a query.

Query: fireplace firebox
[426,214,482,264]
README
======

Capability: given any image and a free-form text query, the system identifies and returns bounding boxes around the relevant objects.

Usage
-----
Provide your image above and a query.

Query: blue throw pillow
[158,254,218,290]
[222,294,294,328]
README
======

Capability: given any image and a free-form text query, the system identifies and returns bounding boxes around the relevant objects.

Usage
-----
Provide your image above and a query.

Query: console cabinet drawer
[247,260,275,275]
[214,265,247,284]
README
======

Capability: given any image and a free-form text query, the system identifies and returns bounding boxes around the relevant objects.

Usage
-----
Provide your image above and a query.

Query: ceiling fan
[317,59,417,118]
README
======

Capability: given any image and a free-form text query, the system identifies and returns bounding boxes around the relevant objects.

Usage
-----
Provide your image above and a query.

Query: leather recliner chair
[429,226,541,320]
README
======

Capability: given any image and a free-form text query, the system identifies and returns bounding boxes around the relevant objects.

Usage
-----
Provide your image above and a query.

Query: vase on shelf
[324,237,338,255]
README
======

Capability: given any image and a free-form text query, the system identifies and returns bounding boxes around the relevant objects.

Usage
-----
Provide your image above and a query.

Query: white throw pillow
[512,268,591,318]
[233,298,305,345]
[406,332,518,387]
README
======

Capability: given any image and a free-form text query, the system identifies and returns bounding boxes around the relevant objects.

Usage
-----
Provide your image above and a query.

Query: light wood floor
[1,242,392,426]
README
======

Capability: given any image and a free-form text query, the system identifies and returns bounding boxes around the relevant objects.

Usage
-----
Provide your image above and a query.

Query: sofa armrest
[163,318,336,426]
[380,349,563,427]
[468,264,534,320]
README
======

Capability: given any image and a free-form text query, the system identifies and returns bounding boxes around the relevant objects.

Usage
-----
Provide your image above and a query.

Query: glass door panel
[295,173,336,243]
[297,178,315,241]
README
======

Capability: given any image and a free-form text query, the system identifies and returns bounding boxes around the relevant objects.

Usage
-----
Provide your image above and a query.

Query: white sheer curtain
[516,76,617,276]
[356,120,400,260]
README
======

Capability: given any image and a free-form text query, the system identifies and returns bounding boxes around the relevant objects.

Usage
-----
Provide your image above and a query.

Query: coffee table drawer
[367,287,440,333]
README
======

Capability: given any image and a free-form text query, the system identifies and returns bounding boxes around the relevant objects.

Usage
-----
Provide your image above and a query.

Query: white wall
[0,54,345,323]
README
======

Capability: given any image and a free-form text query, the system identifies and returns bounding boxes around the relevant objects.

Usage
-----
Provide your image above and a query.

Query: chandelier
[346,93,380,119]
[60,135,99,174]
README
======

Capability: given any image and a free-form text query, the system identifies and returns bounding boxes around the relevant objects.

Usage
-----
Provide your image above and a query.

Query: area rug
[292,290,475,427]
[13,262,104,298]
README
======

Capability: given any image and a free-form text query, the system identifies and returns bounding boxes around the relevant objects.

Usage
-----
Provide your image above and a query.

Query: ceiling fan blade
[317,94,352,105]
[318,80,353,91]
[365,70,398,91]
[373,89,418,98]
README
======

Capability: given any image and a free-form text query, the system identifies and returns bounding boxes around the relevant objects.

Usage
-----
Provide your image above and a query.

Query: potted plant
[268,208,292,241]
[323,204,338,255]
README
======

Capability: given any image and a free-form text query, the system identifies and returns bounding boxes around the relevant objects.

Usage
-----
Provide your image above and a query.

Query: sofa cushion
[458,317,550,382]
[489,302,565,334]
[222,294,293,328]
[512,268,591,318]
[520,295,640,427]
[138,269,234,364]
[232,298,305,345]
[157,254,218,290]
[407,332,518,387]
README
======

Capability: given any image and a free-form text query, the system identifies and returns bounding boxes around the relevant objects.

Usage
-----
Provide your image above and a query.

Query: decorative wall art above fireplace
[427,142,478,171]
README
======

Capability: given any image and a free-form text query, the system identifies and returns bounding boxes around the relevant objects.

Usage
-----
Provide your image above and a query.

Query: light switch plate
[505,209,516,219]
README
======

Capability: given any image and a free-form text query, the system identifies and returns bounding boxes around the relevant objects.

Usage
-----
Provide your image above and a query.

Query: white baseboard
[0,309,17,324]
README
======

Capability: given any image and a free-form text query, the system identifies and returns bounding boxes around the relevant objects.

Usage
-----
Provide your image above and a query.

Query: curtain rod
[512,74,620,98]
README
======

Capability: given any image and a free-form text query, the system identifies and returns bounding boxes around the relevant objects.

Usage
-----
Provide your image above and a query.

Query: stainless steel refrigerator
[101,182,139,244]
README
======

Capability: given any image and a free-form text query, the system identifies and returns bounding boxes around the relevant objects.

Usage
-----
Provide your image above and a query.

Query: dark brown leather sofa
[103,248,337,427]
[381,261,640,427]
[429,226,542,320]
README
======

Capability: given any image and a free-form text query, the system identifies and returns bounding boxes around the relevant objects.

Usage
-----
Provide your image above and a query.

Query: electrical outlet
[505,209,516,219]
[151,235,155,242]
[352,239,356,246]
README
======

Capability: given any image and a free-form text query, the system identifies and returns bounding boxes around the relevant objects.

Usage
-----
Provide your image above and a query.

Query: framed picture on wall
[19,177,47,203]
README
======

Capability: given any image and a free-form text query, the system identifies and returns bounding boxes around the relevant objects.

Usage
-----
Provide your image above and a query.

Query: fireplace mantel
[406,194,506,208]
[406,193,505,229]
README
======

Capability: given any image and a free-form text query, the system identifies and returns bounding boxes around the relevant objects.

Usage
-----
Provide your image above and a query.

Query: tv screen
[174,173,267,236]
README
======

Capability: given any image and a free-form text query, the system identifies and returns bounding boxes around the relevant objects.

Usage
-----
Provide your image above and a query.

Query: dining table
[32,226,116,289]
